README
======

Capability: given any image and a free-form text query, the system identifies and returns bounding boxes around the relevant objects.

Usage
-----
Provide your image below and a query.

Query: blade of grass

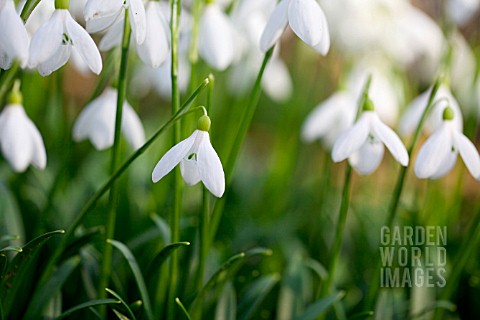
[176,297,192,320]
[238,274,280,320]
[106,288,137,320]
[295,292,344,320]
[147,242,190,276]
[55,299,120,319]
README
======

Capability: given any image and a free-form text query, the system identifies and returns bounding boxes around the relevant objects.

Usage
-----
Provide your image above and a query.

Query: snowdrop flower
[199,1,235,70]
[399,85,463,137]
[0,83,46,172]
[99,1,169,68]
[332,99,408,175]
[302,91,357,149]
[29,0,102,76]
[84,0,146,45]
[260,0,330,55]
[0,0,30,69]
[445,0,480,26]
[415,106,480,180]
[73,87,145,151]
[152,115,225,198]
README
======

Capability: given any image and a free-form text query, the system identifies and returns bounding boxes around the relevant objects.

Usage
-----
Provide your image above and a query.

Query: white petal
[312,8,330,55]
[180,158,201,186]
[29,9,64,67]
[331,113,371,162]
[452,130,480,178]
[349,140,384,175]
[65,12,102,74]
[301,92,356,143]
[197,131,225,198]
[414,124,452,179]
[288,0,326,48]
[136,2,169,68]
[84,0,123,33]
[121,102,145,150]
[152,131,198,183]
[0,0,29,66]
[430,150,457,179]
[0,44,13,69]
[371,113,409,166]
[199,4,235,70]
[259,0,289,52]
[128,0,147,45]
[37,44,71,76]
[99,19,123,51]
[24,116,47,169]
[261,57,292,102]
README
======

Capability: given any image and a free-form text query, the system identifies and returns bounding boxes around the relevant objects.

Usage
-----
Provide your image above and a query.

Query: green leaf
[147,241,190,276]
[108,239,153,320]
[0,230,65,319]
[238,274,280,320]
[0,235,19,247]
[410,301,456,319]
[215,281,236,320]
[55,299,120,319]
[149,213,171,244]
[294,292,344,320]
[61,227,102,260]
[113,309,130,320]
[24,256,81,319]
[0,255,6,279]
[349,311,374,320]
[106,288,137,320]
[176,297,192,320]
[0,246,22,253]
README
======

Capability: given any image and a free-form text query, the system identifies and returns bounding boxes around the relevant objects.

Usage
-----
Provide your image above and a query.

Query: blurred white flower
[399,85,463,137]
[24,0,55,35]
[260,0,330,55]
[0,0,30,69]
[152,116,225,198]
[332,103,408,175]
[0,104,46,172]
[84,0,146,45]
[199,2,235,70]
[99,1,170,68]
[302,91,357,149]
[445,0,480,26]
[415,107,480,180]
[29,9,102,76]
[73,87,145,151]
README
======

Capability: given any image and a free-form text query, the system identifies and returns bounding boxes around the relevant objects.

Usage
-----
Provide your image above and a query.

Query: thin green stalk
[36,76,211,296]
[98,13,132,299]
[364,78,442,309]
[167,0,183,319]
[208,48,274,245]
[193,187,209,318]
[320,76,372,299]
[187,0,203,94]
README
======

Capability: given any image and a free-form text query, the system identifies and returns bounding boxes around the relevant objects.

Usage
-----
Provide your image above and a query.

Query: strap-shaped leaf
[55,299,120,319]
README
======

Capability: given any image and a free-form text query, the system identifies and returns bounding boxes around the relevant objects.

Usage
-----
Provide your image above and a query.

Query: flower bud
[197,115,211,132]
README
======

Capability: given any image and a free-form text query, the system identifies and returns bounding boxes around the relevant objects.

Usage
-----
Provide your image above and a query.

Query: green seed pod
[197,115,211,132]
[442,106,454,121]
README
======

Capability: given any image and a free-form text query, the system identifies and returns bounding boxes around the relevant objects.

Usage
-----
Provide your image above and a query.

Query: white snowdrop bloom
[199,2,235,70]
[260,0,330,55]
[332,100,409,175]
[69,0,87,23]
[415,106,480,180]
[399,85,463,137]
[302,91,357,149]
[24,0,54,36]
[0,88,46,172]
[28,7,102,76]
[0,0,30,69]
[84,0,146,45]
[100,1,169,68]
[446,0,480,26]
[152,115,225,198]
[73,87,145,151]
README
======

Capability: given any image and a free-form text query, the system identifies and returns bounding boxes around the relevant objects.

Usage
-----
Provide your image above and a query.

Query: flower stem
[208,48,274,245]
[188,0,203,93]
[36,77,211,296]
[98,11,132,300]
[364,78,442,310]
[167,0,183,319]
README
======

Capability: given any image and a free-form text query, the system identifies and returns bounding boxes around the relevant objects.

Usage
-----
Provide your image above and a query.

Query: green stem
[36,77,211,296]
[208,48,274,246]
[167,1,182,319]
[364,78,442,309]
[98,13,132,299]
[193,187,209,319]
[187,0,203,94]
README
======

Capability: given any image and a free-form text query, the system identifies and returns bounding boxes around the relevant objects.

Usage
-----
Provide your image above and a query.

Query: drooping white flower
[199,2,235,70]
[399,85,463,137]
[73,87,145,151]
[152,115,225,198]
[84,0,146,45]
[415,106,480,180]
[445,0,480,26]
[99,1,170,68]
[260,0,330,55]
[302,91,357,149]
[0,88,46,172]
[0,0,30,69]
[29,7,102,76]
[332,100,408,175]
